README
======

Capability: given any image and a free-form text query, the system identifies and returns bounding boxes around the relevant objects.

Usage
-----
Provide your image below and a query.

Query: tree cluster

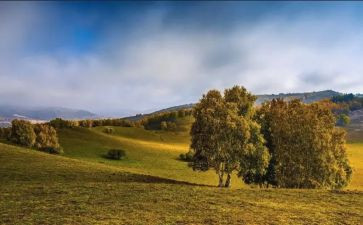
[332,93,363,111]
[141,109,193,130]
[256,99,352,189]
[49,118,140,129]
[7,120,62,154]
[190,86,352,189]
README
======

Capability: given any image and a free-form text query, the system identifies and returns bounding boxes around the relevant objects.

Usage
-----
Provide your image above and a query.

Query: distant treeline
[47,109,193,131]
[331,93,363,112]
[0,120,61,154]
[48,117,137,129]
[141,109,193,131]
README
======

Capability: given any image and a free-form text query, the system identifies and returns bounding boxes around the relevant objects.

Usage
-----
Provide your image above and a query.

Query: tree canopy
[256,99,352,189]
[190,86,269,187]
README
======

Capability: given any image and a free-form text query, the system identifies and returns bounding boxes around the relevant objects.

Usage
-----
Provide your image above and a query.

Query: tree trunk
[218,171,224,187]
[224,173,231,188]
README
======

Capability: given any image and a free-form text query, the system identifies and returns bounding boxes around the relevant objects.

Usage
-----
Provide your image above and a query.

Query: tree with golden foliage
[190,86,269,187]
[256,99,352,189]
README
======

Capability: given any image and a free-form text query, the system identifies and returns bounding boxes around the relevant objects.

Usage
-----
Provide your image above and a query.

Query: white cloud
[0,3,363,116]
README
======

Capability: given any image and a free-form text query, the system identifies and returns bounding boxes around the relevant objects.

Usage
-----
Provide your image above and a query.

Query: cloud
[0,3,363,116]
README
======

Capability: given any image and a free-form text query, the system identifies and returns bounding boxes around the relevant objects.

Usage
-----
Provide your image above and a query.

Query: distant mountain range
[0,105,96,121]
[125,90,343,120]
[0,90,345,124]
[255,90,342,104]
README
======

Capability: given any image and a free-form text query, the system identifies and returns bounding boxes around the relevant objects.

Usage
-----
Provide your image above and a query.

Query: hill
[1,141,362,224]
[125,90,342,120]
[255,90,342,104]
[0,105,96,124]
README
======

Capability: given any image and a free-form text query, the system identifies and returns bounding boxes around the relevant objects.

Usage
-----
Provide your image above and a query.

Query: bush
[179,153,186,161]
[104,127,114,134]
[106,149,126,160]
[179,150,194,162]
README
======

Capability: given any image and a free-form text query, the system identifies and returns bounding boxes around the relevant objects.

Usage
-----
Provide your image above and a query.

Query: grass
[58,123,244,188]
[1,143,362,224]
[1,115,363,224]
[347,142,363,190]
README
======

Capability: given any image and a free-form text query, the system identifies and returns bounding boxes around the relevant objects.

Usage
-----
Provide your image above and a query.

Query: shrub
[104,127,114,134]
[179,153,186,161]
[179,150,194,162]
[106,149,126,160]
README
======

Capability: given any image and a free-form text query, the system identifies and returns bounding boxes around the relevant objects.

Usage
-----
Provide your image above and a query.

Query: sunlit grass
[0,143,362,224]
[347,142,363,190]
[58,125,244,188]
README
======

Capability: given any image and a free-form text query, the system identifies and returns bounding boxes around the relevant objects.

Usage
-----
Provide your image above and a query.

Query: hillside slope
[56,115,363,190]
[125,90,342,120]
[1,143,362,224]
[0,105,96,121]
[57,121,242,187]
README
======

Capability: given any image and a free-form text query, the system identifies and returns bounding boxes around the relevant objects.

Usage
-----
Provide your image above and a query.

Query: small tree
[160,121,168,130]
[10,120,36,147]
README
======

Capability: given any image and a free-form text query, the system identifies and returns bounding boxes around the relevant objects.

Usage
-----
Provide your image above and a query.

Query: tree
[10,120,36,147]
[337,114,350,126]
[190,86,269,187]
[166,121,177,131]
[160,121,168,130]
[256,99,352,189]
[33,124,60,150]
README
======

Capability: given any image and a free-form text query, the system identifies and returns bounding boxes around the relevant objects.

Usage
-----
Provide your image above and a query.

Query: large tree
[256,99,352,189]
[190,86,269,187]
[33,124,60,150]
[10,119,36,147]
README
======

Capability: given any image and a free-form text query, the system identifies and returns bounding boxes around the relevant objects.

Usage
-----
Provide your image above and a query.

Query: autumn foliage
[190,86,352,189]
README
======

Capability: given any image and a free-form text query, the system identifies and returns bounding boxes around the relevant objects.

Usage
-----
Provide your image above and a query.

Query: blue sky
[1,2,363,116]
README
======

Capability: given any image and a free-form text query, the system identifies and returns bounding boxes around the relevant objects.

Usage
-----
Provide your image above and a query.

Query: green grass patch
[1,143,362,224]
[58,126,244,187]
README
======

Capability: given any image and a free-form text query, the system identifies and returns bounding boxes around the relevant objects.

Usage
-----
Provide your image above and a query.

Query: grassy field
[57,119,363,190]
[58,117,245,188]
[0,143,362,224]
[1,116,363,224]
[347,142,363,190]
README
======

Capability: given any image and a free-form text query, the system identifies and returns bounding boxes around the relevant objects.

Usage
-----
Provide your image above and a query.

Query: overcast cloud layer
[1,2,363,116]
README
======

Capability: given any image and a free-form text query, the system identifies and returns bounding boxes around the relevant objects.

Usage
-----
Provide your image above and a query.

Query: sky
[1,2,363,116]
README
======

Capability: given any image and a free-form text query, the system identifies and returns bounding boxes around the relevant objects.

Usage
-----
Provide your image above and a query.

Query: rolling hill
[0,105,96,121]
[125,90,342,120]
[1,93,363,224]
[1,137,362,224]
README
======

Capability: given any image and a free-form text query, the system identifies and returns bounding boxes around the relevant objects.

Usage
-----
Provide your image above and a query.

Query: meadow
[1,116,363,224]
